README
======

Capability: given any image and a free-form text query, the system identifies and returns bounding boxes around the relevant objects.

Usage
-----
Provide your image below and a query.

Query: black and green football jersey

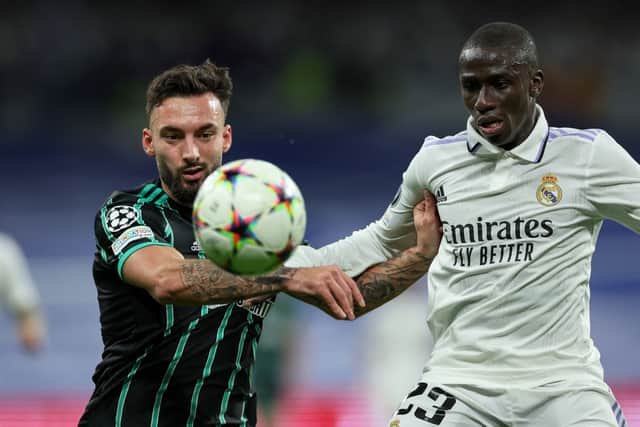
[80,180,272,427]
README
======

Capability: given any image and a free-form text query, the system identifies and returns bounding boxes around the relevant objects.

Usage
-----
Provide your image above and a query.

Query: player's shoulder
[94,181,168,228]
[0,232,18,253]
[420,130,469,151]
[98,180,165,210]
[547,126,607,145]
[94,181,168,237]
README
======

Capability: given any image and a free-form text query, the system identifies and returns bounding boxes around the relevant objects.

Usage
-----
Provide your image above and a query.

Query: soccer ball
[193,158,306,275]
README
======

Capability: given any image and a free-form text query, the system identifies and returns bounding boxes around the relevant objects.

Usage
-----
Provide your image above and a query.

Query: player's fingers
[336,271,365,308]
[320,287,348,319]
[423,189,437,206]
[423,190,442,226]
[324,270,355,319]
[328,276,355,320]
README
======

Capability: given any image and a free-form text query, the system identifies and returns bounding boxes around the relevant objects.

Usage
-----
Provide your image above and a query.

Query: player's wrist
[260,266,297,294]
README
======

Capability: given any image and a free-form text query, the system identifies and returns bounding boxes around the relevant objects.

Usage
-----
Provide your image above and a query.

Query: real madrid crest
[536,174,562,207]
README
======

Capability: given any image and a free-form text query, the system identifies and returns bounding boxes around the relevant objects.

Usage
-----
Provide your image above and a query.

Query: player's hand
[284,266,365,320]
[16,309,45,353]
[414,190,443,259]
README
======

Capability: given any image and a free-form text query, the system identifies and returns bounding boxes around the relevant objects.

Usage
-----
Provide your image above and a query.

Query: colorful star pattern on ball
[267,238,296,263]
[217,161,255,190]
[265,176,299,221]
[193,158,306,276]
[192,205,209,230]
[217,207,261,255]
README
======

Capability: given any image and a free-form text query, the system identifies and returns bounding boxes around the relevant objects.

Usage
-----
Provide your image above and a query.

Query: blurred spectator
[0,232,45,352]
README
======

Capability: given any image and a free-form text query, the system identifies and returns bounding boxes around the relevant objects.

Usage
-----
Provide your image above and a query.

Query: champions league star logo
[106,205,139,232]
[536,174,563,207]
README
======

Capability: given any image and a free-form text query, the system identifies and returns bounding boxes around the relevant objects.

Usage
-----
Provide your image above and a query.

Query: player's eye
[492,78,511,90]
[461,80,479,92]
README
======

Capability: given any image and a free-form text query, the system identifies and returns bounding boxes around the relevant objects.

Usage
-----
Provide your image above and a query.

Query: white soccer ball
[193,158,306,275]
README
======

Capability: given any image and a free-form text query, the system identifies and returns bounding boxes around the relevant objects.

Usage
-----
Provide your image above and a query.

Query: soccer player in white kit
[0,232,45,352]
[289,22,633,426]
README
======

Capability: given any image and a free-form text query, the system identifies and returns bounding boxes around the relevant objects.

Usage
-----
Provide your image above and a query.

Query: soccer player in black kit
[79,61,442,426]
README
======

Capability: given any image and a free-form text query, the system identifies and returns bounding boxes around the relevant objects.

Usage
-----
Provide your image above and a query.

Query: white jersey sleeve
[586,131,640,232]
[0,233,41,314]
[285,147,428,276]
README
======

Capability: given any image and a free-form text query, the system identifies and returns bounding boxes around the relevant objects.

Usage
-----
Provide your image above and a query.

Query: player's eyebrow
[158,123,218,135]
[195,123,218,133]
[159,126,184,135]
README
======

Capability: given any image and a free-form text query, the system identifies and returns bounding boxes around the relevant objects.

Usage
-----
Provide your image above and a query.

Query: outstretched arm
[122,246,364,319]
[354,190,441,317]
[289,191,441,318]
[355,190,442,316]
[354,246,433,317]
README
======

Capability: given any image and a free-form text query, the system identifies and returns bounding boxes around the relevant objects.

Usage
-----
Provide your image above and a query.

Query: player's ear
[529,69,544,99]
[142,128,155,157]
[222,124,232,153]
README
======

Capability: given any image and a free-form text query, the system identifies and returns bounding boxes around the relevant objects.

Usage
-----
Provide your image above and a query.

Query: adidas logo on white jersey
[435,185,447,203]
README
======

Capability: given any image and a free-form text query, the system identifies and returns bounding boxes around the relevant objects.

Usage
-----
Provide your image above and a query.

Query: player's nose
[474,85,495,113]
[182,136,200,160]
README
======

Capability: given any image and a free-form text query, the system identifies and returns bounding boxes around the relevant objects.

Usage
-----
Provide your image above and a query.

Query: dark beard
[158,161,207,206]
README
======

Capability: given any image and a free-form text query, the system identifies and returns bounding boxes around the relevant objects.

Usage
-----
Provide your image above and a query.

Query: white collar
[466,105,550,163]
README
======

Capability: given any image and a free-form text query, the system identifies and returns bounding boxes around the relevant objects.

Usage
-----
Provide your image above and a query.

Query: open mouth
[477,118,504,136]
[182,167,205,182]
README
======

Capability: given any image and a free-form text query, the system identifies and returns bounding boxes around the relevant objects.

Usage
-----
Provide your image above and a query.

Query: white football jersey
[287,105,640,388]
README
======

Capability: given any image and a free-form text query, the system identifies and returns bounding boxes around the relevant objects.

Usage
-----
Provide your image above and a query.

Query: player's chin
[177,178,202,194]
[485,131,511,146]
[181,174,206,189]
[175,186,199,206]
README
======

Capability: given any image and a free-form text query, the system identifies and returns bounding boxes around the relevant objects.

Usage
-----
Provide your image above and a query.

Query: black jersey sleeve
[95,190,172,279]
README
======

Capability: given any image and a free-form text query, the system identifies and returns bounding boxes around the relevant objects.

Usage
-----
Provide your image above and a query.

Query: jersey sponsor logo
[191,240,201,252]
[442,216,554,267]
[536,174,563,207]
[237,297,275,319]
[206,298,274,319]
[111,225,153,255]
[106,205,139,232]
[435,184,447,203]
[443,217,553,245]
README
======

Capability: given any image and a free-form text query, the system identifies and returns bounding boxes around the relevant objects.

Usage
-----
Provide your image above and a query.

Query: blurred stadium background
[1,1,639,425]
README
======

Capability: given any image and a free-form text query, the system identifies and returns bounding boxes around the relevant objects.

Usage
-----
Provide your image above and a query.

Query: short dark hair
[145,59,233,118]
[461,22,539,70]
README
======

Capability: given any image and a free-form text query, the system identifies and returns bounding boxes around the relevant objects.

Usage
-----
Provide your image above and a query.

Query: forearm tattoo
[180,261,296,304]
[355,250,433,316]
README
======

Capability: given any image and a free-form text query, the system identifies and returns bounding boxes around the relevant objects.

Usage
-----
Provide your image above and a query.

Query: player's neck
[502,109,540,151]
